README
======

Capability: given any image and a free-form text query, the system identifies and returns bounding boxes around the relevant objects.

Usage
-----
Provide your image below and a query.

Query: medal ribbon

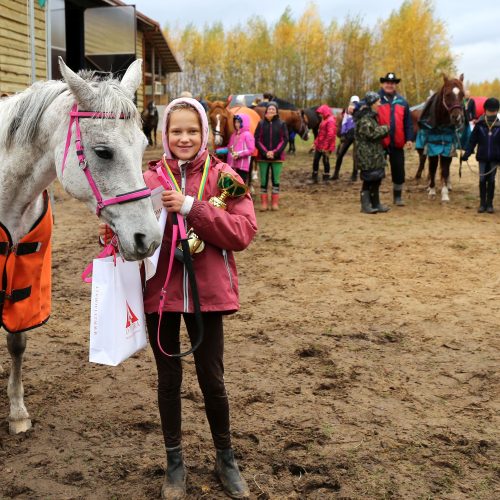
[161,155,210,200]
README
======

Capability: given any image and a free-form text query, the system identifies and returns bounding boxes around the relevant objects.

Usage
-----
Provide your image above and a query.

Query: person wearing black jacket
[254,102,288,211]
[462,97,500,213]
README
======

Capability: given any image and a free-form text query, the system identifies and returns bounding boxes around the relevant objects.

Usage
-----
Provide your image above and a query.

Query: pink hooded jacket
[314,104,337,153]
[143,98,258,314]
[227,114,255,172]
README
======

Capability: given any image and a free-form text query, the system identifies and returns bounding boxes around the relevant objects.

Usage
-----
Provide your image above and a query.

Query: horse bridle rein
[61,103,151,216]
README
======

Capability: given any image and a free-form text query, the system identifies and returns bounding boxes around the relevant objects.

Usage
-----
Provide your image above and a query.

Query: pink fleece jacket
[227,114,255,172]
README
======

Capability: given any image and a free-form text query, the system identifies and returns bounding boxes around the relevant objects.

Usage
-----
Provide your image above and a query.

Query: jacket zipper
[222,249,233,291]
[181,165,189,312]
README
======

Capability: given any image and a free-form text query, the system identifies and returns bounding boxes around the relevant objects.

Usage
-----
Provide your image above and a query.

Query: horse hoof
[441,187,450,202]
[9,418,32,435]
[428,188,436,199]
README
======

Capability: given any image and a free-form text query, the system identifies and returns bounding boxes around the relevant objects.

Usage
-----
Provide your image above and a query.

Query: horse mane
[1,71,140,150]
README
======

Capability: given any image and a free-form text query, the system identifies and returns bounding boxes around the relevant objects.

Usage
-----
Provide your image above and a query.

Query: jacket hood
[161,97,209,162]
[354,105,375,121]
[234,113,251,133]
[316,104,333,118]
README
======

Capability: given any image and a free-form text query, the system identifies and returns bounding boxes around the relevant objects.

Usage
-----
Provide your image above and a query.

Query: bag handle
[81,239,117,283]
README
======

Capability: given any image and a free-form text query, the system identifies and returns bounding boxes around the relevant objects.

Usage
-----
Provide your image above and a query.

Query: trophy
[175,171,249,262]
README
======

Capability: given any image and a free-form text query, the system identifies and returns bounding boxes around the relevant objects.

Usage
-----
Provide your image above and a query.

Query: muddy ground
[0,141,499,499]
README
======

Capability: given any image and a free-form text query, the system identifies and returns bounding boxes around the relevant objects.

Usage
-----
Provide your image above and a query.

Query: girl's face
[371,100,381,112]
[234,119,241,131]
[168,109,202,160]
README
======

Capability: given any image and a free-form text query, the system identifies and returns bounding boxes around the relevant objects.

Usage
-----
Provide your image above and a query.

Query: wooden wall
[136,29,144,110]
[0,0,47,94]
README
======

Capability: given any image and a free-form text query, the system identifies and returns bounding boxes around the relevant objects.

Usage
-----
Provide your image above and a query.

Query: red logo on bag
[125,301,139,329]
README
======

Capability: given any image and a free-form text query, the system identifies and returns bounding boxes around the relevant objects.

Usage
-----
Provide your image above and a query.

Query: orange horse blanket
[0,192,52,333]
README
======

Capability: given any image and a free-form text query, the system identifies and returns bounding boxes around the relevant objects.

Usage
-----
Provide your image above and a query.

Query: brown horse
[207,100,234,149]
[253,106,309,142]
[413,74,466,201]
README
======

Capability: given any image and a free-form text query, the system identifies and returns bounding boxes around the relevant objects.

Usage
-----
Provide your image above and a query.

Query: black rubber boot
[161,446,187,500]
[360,191,377,214]
[215,448,250,499]
[478,182,487,213]
[370,185,390,212]
[486,181,495,213]
[393,188,405,206]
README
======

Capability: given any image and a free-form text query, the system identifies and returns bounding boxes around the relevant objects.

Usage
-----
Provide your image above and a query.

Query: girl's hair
[167,102,201,131]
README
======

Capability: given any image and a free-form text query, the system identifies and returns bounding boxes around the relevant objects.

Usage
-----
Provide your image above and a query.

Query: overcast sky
[130,0,500,83]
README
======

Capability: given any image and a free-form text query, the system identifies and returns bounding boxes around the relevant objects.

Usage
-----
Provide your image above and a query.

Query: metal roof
[102,0,181,73]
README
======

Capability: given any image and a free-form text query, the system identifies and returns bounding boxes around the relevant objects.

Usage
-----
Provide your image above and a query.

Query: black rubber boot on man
[360,191,377,214]
[215,448,250,499]
[161,446,187,500]
[393,184,405,206]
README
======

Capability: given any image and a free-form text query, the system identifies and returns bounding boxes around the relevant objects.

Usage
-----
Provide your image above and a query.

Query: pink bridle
[61,103,151,216]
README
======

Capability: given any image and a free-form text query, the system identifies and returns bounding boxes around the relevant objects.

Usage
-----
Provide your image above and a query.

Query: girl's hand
[162,190,185,212]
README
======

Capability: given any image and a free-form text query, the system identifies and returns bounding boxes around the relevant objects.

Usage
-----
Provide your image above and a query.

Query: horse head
[440,74,465,126]
[57,58,161,260]
[207,100,232,147]
[296,110,309,140]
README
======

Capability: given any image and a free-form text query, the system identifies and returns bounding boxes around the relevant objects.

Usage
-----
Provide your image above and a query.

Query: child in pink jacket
[227,113,255,185]
[100,97,257,499]
[310,104,337,183]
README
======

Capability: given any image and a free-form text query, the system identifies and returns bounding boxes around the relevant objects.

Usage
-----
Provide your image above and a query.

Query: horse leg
[7,332,32,434]
[153,125,157,147]
[428,156,438,198]
[415,149,426,180]
[440,156,452,202]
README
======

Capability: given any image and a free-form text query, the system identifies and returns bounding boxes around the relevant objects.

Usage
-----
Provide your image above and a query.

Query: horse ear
[459,73,464,82]
[120,59,143,98]
[58,56,96,108]
[441,73,449,83]
[206,100,213,109]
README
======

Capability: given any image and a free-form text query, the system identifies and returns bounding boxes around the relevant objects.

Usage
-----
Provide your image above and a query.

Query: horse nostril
[134,233,147,252]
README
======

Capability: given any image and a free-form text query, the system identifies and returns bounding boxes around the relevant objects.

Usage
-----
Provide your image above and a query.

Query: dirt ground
[0,141,499,499]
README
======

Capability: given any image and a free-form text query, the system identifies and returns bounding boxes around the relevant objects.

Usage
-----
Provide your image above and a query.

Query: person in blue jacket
[462,98,500,213]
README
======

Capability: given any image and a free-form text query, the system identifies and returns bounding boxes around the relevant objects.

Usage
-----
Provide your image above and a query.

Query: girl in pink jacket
[101,98,257,499]
[226,113,255,185]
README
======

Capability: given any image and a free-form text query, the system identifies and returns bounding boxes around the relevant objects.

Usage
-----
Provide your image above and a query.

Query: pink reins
[62,103,151,216]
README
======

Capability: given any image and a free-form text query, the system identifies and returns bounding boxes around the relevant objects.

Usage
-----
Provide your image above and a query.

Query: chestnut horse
[207,100,234,149]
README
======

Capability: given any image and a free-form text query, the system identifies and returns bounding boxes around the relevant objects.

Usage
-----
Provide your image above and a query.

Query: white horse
[0,58,162,434]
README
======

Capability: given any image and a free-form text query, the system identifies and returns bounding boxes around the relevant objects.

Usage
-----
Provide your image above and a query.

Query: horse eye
[93,146,113,160]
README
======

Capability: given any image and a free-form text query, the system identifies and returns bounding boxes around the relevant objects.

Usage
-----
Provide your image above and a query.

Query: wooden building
[0,0,181,109]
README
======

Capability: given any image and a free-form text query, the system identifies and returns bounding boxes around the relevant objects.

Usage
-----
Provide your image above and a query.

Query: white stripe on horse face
[453,87,460,95]
[215,113,222,146]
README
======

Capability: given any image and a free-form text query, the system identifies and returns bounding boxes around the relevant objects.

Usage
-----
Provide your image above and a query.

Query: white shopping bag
[89,256,147,366]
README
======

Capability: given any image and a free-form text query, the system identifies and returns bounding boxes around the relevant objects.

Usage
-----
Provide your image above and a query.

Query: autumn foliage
[163,1,464,107]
